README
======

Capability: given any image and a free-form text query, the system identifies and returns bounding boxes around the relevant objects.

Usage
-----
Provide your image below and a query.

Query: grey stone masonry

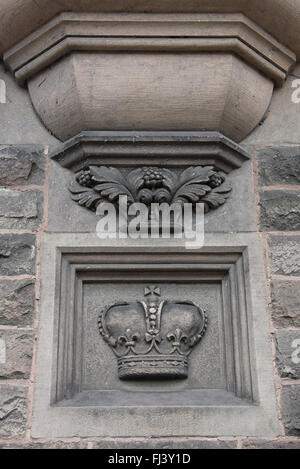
[0,189,43,230]
[0,329,33,379]
[0,234,35,276]
[259,190,300,231]
[0,145,45,186]
[268,235,300,276]
[281,385,300,436]
[0,385,27,438]
[91,438,237,450]
[271,280,300,328]
[242,439,300,449]
[0,278,35,327]
[257,147,300,186]
[275,330,300,379]
[0,440,86,449]
[91,438,238,449]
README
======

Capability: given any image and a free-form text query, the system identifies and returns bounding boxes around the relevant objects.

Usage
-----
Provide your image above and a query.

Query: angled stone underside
[32,233,279,438]
[3,13,296,143]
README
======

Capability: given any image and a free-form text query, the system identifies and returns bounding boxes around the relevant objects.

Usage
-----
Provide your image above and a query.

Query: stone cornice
[50,131,250,173]
[4,13,295,86]
[0,0,300,61]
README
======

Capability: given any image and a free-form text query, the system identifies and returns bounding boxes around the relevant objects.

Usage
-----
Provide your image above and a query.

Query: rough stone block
[0,329,33,379]
[281,385,300,436]
[0,234,35,276]
[0,145,45,186]
[91,438,238,449]
[0,189,43,230]
[0,279,35,327]
[0,385,27,437]
[271,280,300,328]
[275,330,300,379]
[0,440,85,449]
[259,190,300,231]
[242,439,300,449]
[257,147,300,186]
[268,235,300,276]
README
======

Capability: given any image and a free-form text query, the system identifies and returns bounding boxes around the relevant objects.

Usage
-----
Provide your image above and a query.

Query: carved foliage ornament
[69,165,231,214]
[98,286,207,380]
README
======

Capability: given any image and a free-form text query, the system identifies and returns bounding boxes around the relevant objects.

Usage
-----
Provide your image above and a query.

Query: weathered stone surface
[281,385,300,436]
[271,281,300,328]
[28,52,273,143]
[0,279,35,327]
[0,234,35,276]
[275,330,300,379]
[91,438,238,449]
[0,146,45,186]
[0,330,33,379]
[259,191,300,231]
[0,66,59,146]
[257,147,300,186]
[242,439,300,449]
[1,1,300,62]
[0,189,43,230]
[0,440,85,449]
[268,235,300,276]
[244,67,300,146]
[0,385,27,437]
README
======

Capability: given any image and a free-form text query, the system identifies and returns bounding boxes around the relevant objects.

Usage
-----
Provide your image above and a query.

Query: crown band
[118,355,189,380]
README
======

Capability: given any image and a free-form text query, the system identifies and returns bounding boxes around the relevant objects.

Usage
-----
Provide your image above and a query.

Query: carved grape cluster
[76,169,94,187]
[209,173,225,188]
[142,167,165,189]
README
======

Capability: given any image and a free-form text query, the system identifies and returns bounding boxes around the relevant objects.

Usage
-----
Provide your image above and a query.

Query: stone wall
[0,58,299,449]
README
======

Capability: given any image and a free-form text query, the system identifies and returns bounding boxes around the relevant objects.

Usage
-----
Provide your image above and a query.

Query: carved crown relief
[98,286,207,380]
[69,165,232,214]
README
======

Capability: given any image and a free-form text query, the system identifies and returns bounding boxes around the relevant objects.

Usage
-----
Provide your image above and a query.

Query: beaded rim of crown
[98,285,207,380]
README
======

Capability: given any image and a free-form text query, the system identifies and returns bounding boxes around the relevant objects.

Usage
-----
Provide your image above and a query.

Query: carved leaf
[201,181,232,212]
[69,179,103,210]
[160,169,178,192]
[171,166,214,204]
[89,166,135,203]
[127,168,145,194]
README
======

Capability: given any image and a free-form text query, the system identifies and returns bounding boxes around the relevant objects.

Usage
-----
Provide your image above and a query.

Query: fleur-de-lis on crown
[118,329,140,349]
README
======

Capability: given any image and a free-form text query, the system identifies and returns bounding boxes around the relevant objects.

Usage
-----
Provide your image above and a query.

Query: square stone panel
[32,233,279,438]
[83,282,225,393]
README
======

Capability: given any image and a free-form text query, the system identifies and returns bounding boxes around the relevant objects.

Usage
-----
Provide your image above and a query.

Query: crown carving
[98,286,207,380]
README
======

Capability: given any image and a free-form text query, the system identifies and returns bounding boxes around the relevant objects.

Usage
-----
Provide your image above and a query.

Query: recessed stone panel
[31,233,279,438]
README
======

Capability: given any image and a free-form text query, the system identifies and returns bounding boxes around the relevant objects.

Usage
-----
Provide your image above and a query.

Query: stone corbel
[51,131,249,214]
[2,12,296,143]
[1,3,299,216]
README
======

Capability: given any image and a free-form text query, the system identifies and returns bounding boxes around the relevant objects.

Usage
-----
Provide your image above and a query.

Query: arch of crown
[1,0,300,214]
